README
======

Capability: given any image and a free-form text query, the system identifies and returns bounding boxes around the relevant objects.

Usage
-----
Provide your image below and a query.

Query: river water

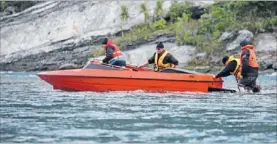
[0,72,276,143]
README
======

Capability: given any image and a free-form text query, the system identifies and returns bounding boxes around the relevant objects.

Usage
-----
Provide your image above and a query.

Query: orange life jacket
[240,45,259,68]
[104,40,122,62]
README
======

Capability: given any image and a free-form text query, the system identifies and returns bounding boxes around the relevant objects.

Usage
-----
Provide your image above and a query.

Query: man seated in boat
[101,38,127,67]
[138,42,179,72]
[214,55,242,81]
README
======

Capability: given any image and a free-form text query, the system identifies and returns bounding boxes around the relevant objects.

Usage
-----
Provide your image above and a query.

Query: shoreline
[0,67,276,76]
[1,1,276,74]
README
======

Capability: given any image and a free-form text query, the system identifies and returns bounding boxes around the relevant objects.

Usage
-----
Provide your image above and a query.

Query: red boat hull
[38,68,224,93]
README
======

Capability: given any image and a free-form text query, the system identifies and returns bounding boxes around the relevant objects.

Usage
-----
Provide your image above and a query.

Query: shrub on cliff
[140,2,150,26]
[112,1,277,59]
[0,1,41,13]
[120,5,129,37]
[154,0,164,21]
[211,1,277,33]
[168,1,191,22]
[1,0,6,11]
[152,19,167,30]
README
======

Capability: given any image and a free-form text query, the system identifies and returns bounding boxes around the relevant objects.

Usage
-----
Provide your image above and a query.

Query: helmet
[101,38,108,45]
[156,42,164,49]
[240,39,252,47]
[222,56,229,65]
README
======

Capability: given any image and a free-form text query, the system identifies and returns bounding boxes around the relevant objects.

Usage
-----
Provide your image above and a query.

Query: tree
[120,5,129,37]
[154,0,164,21]
[169,1,190,22]
[1,0,6,11]
[175,13,190,45]
[140,2,150,26]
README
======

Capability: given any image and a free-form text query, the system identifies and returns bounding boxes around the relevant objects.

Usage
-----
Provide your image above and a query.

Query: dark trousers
[239,76,260,92]
[112,60,126,67]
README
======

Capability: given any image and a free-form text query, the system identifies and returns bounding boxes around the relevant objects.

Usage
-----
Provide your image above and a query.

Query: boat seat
[161,68,201,74]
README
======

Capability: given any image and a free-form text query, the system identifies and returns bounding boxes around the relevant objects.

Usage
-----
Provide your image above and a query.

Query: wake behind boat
[37,60,236,93]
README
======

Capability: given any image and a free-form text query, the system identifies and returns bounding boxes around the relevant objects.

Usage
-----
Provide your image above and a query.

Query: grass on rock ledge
[90,1,277,69]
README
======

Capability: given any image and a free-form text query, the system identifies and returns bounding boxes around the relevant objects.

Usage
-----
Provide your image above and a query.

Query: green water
[0,72,276,143]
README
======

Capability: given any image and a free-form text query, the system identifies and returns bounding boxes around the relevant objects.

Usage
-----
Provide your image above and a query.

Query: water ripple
[0,73,276,143]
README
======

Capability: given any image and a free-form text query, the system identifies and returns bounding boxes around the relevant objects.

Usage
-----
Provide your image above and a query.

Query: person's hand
[137,62,148,68]
[212,75,217,79]
[137,65,143,68]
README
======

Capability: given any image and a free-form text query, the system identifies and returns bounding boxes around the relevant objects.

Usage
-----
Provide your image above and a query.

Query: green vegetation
[154,0,164,21]
[1,1,41,12]
[120,5,129,37]
[113,23,176,48]
[93,1,277,66]
[152,19,167,30]
[168,1,191,22]
[1,0,6,10]
[139,2,150,26]
[91,47,105,58]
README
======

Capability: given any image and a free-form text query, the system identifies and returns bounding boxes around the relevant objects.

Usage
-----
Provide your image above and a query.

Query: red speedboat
[37,60,236,93]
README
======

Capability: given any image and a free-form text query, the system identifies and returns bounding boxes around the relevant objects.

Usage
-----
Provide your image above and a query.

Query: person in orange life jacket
[138,42,179,72]
[238,39,261,93]
[215,55,242,80]
[101,38,126,67]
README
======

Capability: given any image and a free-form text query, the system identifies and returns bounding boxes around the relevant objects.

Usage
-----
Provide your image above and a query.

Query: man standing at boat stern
[101,38,127,67]
[138,42,179,72]
[238,39,261,93]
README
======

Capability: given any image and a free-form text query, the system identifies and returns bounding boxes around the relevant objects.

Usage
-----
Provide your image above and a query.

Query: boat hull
[38,69,223,93]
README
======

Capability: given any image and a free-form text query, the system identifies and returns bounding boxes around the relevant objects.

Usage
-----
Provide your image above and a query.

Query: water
[0,72,276,143]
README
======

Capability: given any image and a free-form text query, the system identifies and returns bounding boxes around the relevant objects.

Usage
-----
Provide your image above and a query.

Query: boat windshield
[161,68,201,74]
[83,63,122,70]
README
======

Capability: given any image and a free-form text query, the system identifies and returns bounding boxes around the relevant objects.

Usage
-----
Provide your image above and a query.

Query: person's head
[222,56,229,65]
[156,42,164,54]
[240,39,252,47]
[101,38,108,46]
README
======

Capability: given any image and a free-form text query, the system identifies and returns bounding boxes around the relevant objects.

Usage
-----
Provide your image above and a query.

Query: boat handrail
[85,59,154,71]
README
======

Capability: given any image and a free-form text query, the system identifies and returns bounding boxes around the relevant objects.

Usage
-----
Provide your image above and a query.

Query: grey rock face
[1,1,173,63]
[226,30,253,51]
[272,62,277,70]
[259,61,274,70]
[59,63,81,70]
[255,33,277,52]
[1,0,211,71]
[218,31,236,42]
[195,53,206,60]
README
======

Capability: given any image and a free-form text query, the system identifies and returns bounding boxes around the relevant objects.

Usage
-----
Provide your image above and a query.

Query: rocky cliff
[0,1,276,73]
[0,1,211,71]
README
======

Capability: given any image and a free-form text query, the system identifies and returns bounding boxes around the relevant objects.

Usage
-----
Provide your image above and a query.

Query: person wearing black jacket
[215,55,242,80]
[138,42,179,72]
[238,39,261,92]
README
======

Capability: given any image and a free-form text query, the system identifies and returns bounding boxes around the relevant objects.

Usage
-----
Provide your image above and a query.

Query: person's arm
[163,53,178,68]
[138,53,155,68]
[215,61,237,78]
[168,53,179,66]
[138,61,149,68]
[102,46,114,63]
[241,49,250,76]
